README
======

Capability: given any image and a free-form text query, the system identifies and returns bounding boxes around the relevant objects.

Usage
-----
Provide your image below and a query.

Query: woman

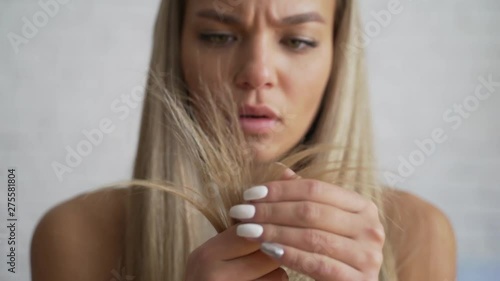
[31,0,456,280]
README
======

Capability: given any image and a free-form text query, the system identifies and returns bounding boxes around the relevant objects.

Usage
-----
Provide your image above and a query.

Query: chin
[246,140,283,164]
[252,151,275,164]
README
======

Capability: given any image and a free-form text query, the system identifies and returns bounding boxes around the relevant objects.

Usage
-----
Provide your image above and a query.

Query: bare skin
[31,187,456,280]
[31,188,128,281]
[181,0,333,163]
[31,0,456,280]
[179,0,452,280]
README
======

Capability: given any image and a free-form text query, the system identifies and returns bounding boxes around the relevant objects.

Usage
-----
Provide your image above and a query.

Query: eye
[198,33,237,46]
[282,37,318,51]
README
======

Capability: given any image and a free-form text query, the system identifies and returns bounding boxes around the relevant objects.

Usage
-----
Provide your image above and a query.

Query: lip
[238,104,280,134]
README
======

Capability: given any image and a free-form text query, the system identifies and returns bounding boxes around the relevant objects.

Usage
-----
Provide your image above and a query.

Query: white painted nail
[243,185,268,201]
[237,223,263,238]
[229,204,256,219]
[261,242,285,259]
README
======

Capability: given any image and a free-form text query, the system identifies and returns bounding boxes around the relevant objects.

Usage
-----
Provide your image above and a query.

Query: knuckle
[362,269,382,281]
[312,258,332,277]
[262,224,278,241]
[287,251,303,270]
[360,249,383,269]
[255,203,269,221]
[323,235,341,257]
[365,201,379,215]
[365,225,386,244]
[266,182,280,199]
[322,262,346,280]
[303,229,323,251]
[297,202,321,222]
[305,180,323,197]
[300,255,320,276]
[299,256,344,280]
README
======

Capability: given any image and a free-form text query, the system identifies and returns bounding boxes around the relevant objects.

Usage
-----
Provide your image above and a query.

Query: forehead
[185,0,336,26]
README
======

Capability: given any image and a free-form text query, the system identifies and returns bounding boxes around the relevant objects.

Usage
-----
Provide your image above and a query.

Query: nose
[234,36,277,91]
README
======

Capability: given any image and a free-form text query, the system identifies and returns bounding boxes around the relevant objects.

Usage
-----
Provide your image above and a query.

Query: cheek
[181,34,195,88]
[183,56,230,96]
[286,90,323,142]
[182,35,211,92]
[181,35,233,94]
[283,62,330,136]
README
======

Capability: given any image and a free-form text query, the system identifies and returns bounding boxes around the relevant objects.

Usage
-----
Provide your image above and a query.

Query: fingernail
[237,223,263,238]
[261,242,285,259]
[276,162,296,176]
[243,185,268,201]
[229,204,256,219]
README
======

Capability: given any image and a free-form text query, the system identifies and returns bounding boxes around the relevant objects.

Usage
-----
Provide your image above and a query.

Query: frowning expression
[181,0,335,162]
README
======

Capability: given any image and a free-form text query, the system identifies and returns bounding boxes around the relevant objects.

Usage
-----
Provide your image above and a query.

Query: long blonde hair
[120,0,399,280]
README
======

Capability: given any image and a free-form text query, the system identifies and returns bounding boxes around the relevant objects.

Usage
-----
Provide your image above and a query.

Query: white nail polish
[261,242,285,259]
[243,185,268,201]
[237,223,263,238]
[229,204,255,219]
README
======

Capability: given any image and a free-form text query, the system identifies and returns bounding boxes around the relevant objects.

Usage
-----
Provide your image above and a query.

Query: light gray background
[0,0,499,280]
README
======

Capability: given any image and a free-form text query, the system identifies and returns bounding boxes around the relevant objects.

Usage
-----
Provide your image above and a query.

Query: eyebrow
[281,12,326,25]
[196,9,326,26]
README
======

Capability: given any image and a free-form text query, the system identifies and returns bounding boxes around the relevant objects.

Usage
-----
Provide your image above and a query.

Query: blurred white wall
[359,1,500,279]
[0,0,498,280]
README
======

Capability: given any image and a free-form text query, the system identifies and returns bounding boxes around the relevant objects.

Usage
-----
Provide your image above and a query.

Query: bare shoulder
[31,187,128,281]
[383,189,457,281]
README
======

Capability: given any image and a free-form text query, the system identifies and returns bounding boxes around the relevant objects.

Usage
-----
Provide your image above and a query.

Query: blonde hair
[117,0,399,280]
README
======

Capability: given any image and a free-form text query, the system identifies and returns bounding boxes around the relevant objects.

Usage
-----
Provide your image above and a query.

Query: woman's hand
[185,224,289,281]
[229,169,385,281]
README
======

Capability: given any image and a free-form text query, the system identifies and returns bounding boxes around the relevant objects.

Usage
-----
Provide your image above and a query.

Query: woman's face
[181,0,335,162]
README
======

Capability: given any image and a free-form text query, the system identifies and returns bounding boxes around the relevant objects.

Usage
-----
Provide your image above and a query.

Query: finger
[222,250,280,280]
[242,201,362,238]
[261,243,364,281]
[203,224,261,260]
[253,224,366,271]
[250,179,367,213]
[279,168,297,181]
[255,267,289,281]
[275,162,301,181]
